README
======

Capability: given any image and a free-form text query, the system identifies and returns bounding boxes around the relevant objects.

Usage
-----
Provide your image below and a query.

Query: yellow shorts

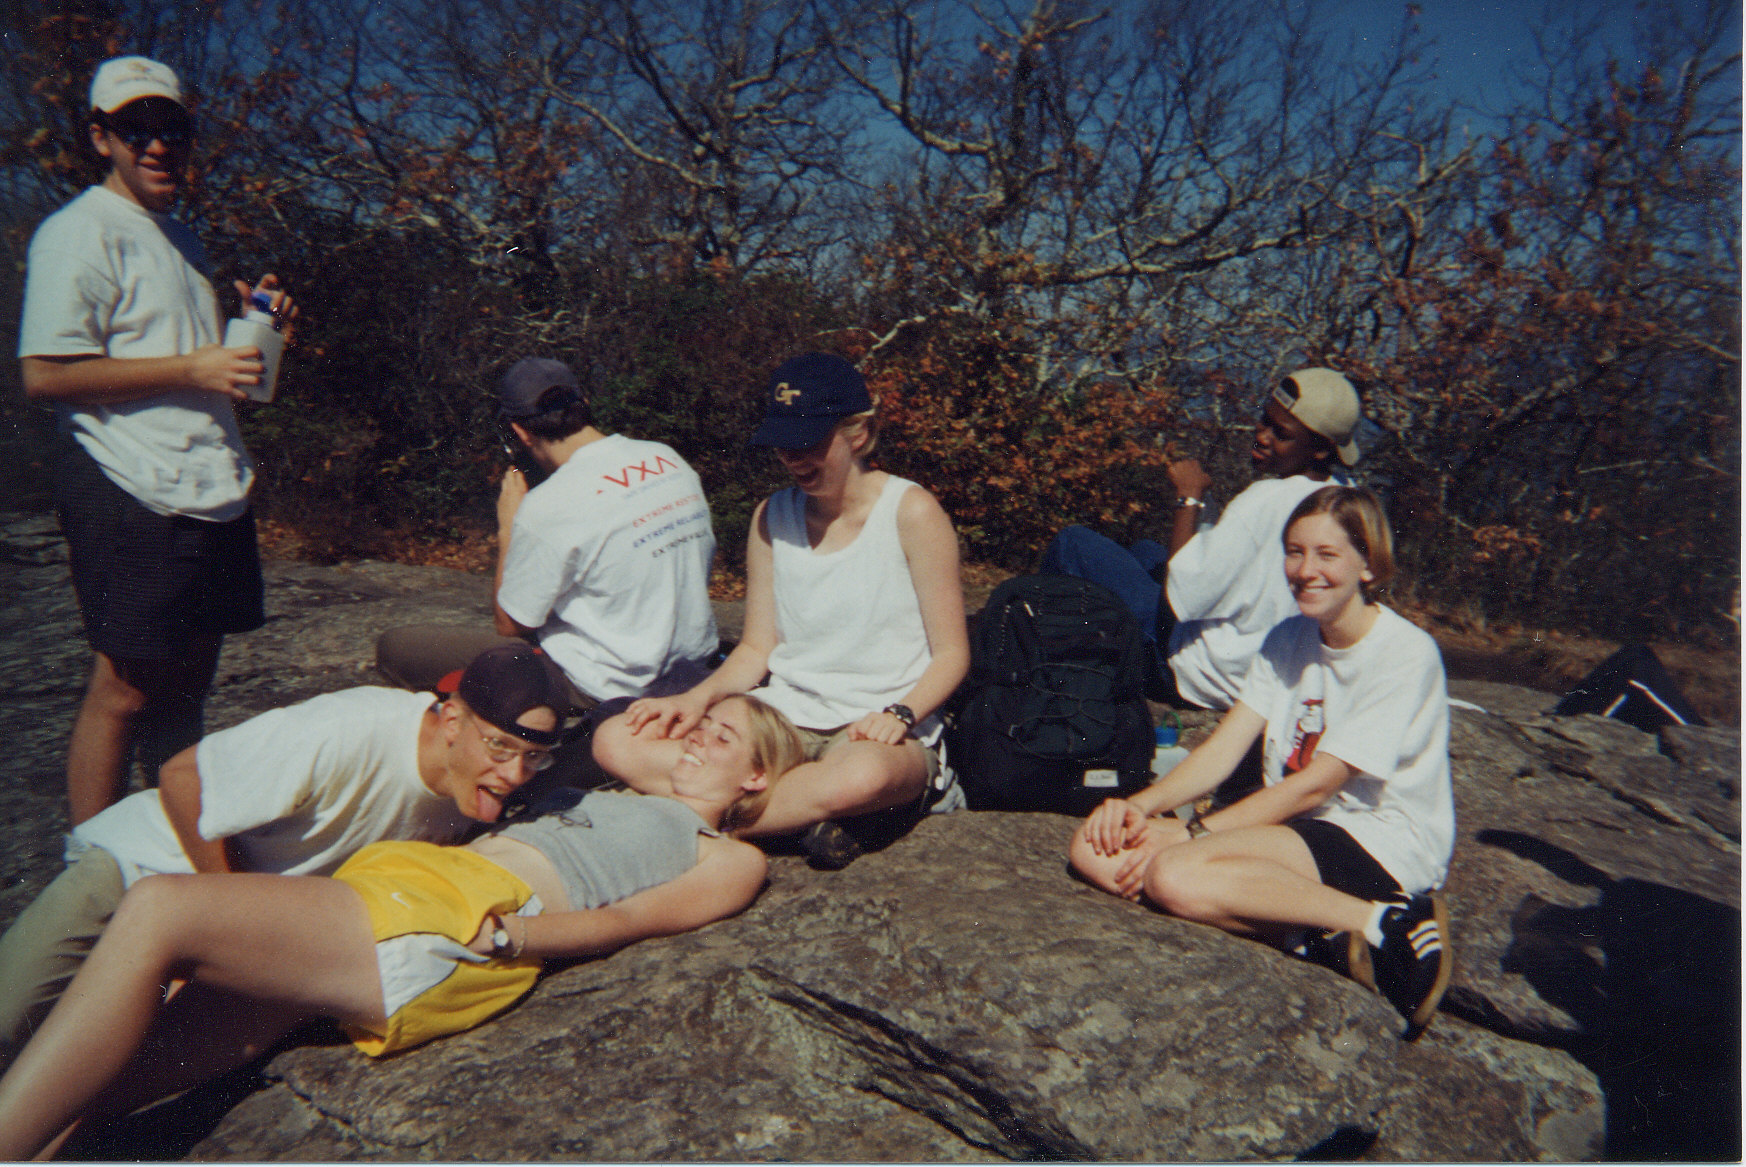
[334,841,542,1057]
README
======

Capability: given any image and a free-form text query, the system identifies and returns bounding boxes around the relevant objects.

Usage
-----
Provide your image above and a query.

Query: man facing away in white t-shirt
[375,357,720,736]
[1041,368,1363,711]
[17,56,298,826]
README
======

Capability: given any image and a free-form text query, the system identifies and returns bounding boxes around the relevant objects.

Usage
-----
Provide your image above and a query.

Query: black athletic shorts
[1287,818,1402,902]
[54,436,264,662]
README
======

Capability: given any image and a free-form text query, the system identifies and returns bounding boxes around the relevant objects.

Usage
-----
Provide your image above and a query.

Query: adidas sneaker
[1374,892,1453,1040]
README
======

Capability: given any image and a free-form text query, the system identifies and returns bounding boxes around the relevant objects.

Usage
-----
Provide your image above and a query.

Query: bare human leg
[65,635,222,825]
[735,738,927,838]
[1142,825,1375,938]
[0,871,382,1159]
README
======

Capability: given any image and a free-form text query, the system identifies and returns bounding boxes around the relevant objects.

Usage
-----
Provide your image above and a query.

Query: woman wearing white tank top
[594,353,970,864]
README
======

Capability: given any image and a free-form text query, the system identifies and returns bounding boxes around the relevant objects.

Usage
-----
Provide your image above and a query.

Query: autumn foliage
[865,318,1177,567]
[0,0,1736,642]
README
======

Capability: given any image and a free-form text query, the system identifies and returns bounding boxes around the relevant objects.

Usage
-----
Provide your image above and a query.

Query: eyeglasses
[467,711,556,772]
[101,114,194,154]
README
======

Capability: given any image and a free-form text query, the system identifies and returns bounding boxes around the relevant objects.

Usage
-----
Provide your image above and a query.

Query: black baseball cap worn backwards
[749,352,872,450]
[440,643,568,747]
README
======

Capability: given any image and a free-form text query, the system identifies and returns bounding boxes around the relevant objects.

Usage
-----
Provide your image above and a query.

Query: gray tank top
[490,787,715,909]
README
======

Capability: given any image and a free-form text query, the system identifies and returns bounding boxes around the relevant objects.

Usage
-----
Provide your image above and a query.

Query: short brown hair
[1284,485,1395,599]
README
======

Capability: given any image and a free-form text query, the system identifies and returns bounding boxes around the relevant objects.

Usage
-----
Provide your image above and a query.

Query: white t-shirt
[1237,607,1455,894]
[496,434,718,701]
[1166,474,1342,710]
[66,687,470,887]
[758,476,939,742]
[18,185,253,520]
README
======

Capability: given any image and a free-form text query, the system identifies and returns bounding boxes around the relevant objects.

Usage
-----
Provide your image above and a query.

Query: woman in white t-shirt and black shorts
[1068,485,1455,1038]
[592,353,970,869]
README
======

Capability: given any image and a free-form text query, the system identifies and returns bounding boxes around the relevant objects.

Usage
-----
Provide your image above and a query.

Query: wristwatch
[490,916,526,960]
[882,703,916,728]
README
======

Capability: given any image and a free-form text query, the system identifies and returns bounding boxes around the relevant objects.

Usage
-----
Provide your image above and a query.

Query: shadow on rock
[1467,828,1740,1161]
[62,1063,271,1161]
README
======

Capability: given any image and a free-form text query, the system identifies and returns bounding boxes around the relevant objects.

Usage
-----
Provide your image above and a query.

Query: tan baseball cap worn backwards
[1273,368,1362,466]
[90,56,183,114]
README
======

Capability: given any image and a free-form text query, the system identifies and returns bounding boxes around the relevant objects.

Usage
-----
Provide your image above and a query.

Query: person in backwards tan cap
[17,55,298,825]
[1041,367,1363,712]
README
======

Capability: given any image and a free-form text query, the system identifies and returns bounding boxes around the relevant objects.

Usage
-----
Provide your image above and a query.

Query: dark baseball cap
[748,353,872,450]
[438,643,568,746]
[498,357,583,421]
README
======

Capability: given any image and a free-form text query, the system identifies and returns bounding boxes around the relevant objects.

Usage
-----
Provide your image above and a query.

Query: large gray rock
[127,813,1603,1163]
[0,516,1736,1161]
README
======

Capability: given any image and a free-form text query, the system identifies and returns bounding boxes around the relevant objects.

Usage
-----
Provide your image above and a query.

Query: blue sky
[1325,0,1739,114]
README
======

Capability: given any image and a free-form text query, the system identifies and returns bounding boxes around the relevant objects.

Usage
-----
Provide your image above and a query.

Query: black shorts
[54,437,264,662]
[1287,818,1402,902]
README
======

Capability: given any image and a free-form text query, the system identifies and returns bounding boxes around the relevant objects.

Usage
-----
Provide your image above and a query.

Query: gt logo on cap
[774,384,800,404]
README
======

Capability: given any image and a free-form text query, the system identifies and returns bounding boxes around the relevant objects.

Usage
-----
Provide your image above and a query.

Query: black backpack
[946,574,1155,814]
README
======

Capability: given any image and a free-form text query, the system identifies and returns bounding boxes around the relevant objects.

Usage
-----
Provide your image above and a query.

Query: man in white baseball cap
[89,55,183,113]
[1043,367,1363,712]
[17,55,300,825]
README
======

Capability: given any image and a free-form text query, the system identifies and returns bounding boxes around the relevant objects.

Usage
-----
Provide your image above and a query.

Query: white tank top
[757,476,934,733]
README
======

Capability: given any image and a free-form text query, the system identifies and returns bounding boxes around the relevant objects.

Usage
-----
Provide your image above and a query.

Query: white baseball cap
[90,56,183,114]
[1273,368,1362,466]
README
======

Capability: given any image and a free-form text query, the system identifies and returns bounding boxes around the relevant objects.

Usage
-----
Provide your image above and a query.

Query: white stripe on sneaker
[1408,921,1441,957]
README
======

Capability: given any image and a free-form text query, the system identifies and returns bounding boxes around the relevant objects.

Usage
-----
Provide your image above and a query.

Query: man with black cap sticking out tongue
[0,642,567,1072]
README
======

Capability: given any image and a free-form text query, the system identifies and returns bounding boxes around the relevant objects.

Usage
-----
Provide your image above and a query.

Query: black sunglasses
[98,112,194,153]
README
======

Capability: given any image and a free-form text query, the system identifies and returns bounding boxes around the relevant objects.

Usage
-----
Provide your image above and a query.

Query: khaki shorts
[335,841,542,1057]
[793,723,951,811]
[0,848,126,1068]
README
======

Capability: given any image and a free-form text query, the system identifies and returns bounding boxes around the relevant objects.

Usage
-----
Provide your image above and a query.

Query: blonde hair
[1284,485,1396,600]
[718,694,806,832]
[833,404,881,462]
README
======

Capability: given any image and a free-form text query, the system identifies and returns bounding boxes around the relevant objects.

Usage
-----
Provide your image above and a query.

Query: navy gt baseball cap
[748,353,872,450]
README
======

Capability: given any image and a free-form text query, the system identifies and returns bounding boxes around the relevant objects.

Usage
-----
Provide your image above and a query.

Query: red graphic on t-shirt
[1285,699,1325,774]
[601,454,679,488]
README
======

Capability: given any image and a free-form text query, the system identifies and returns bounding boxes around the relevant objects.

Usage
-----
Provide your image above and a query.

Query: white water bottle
[223,291,284,403]
[1149,717,1194,819]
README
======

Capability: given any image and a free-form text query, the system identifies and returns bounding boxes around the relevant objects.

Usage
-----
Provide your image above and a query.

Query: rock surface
[0,513,1737,1161]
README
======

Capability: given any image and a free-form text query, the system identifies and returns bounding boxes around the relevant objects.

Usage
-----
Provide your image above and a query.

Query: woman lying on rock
[1069,486,1455,1038]
[594,353,970,870]
[0,693,804,1160]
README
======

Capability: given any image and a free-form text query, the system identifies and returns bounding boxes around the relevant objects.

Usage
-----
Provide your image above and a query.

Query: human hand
[1082,797,1148,857]
[1168,459,1213,500]
[187,342,263,400]
[235,274,299,346]
[1111,818,1190,900]
[497,468,530,533]
[623,693,708,740]
[847,710,910,745]
[467,913,501,957]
